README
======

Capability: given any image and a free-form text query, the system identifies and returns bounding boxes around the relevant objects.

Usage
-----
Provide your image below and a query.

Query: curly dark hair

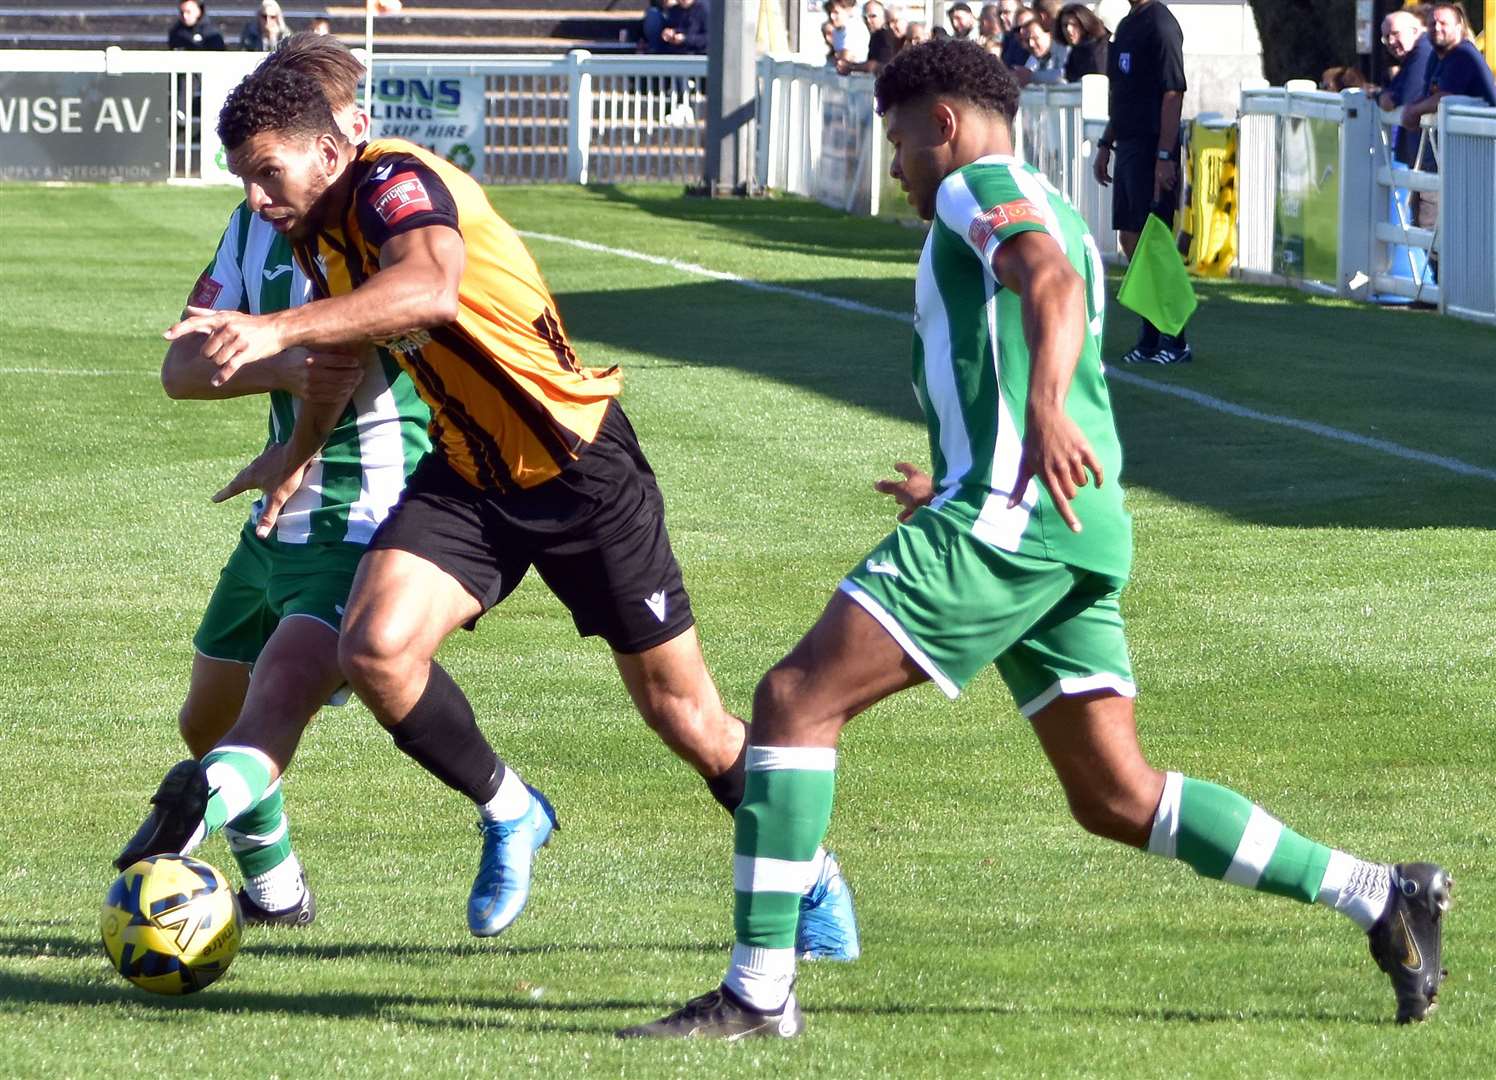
[260,32,365,111]
[874,38,1020,123]
[217,65,341,152]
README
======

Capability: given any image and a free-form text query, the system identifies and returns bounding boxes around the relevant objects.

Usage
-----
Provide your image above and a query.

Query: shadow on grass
[0,930,729,965]
[0,966,1385,1032]
[583,185,925,266]
[554,273,1496,532]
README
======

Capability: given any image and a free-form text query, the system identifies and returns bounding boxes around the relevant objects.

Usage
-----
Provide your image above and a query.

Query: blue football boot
[796,850,860,961]
[467,785,558,938]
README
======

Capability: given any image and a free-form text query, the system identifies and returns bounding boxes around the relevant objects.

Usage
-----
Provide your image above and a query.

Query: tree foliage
[1248,0,1358,85]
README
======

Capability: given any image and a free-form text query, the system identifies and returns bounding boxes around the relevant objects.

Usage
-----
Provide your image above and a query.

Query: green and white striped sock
[1148,772,1390,930]
[196,745,276,841]
[224,777,306,911]
[724,745,836,1011]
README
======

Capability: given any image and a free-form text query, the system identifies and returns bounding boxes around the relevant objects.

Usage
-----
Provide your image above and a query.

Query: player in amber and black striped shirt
[157,49,862,952]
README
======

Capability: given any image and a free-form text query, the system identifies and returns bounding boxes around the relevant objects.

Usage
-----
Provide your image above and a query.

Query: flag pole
[363,1,375,112]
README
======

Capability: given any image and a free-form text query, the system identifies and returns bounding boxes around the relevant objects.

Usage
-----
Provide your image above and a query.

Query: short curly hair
[874,38,1020,124]
[217,65,341,152]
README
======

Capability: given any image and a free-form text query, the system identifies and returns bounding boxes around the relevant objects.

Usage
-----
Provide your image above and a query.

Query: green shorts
[840,505,1135,715]
[194,524,365,669]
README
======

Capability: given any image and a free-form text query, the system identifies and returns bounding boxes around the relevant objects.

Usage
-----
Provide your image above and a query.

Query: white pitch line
[520,230,1496,484]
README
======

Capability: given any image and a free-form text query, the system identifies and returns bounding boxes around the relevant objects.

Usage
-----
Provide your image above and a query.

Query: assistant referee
[1092,0,1190,364]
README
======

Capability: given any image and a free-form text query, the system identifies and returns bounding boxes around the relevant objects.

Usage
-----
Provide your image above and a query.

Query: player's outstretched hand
[212,443,309,539]
[874,461,935,523]
[1008,407,1102,533]
[165,306,285,386]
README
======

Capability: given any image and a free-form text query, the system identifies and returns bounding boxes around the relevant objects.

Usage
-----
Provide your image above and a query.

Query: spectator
[885,3,907,41]
[240,0,291,52]
[1059,3,1108,80]
[1402,1,1496,125]
[1399,2,1496,244]
[1320,66,1370,92]
[662,0,710,53]
[998,0,1031,66]
[1093,0,1191,364]
[839,2,902,73]
[823,0,847,65]
[309,14,332,35]
[837,0,872,61]
[1377,10,1434,167]
[641,0,678,54]
[979,3,1003,48]
[946,2,977,39]
[904,18,931,45]
[167,0,225,50]
[1033,0,1064,32]
[1014,14,1069,84]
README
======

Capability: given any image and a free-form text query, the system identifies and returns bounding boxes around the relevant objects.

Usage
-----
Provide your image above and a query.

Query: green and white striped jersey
[916,155,1131,580]
[194,203,430,547]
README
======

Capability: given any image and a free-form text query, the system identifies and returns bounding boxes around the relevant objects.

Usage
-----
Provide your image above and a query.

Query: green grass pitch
[0,183,1493,1077]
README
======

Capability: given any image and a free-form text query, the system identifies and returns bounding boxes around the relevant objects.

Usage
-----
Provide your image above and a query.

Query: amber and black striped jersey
[294,138,621,491]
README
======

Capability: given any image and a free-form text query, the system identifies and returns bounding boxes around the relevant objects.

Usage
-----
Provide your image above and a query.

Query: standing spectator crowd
[822,0,1124,82]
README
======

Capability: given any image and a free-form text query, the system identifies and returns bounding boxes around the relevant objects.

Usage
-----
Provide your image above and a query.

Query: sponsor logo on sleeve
[188,272,223,308]
[967,198,1044,249]
[371,171,435,226]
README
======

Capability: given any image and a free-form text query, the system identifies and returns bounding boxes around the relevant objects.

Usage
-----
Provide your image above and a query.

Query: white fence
[754,58,880,215]
[0,48,708,185]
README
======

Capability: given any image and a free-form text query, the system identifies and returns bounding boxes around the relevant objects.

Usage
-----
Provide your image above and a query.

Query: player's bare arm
[994,228,1101,532]
[161,335,362,403]
[212,386,356,538]
[163,225,466,382]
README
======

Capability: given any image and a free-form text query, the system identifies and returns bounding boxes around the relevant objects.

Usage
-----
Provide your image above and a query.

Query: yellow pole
[1485,0,1495,73]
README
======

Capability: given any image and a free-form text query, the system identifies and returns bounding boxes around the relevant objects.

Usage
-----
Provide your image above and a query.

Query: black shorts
[369,402,695,653]
[1112,138,1180,234]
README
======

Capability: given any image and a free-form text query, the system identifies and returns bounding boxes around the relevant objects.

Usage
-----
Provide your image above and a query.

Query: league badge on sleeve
[1119,52,1131,74]
[372,172,435,226]
[969,198,1044,250]
[188,272,223,308]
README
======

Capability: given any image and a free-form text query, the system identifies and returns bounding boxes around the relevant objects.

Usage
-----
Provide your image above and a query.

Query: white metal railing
[1372,103,1439,305]
[1438,100,1496,325]
[1234,84,1496,323]
[1016,76,1115,261]
[0,48,708,184]
[754,58,879,214]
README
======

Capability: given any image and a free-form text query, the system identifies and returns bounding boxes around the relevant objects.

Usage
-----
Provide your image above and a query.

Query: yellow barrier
[1185,121,1237,277]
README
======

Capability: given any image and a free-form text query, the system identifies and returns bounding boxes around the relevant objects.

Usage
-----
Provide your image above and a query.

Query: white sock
[245,853,306,913]
[477,766,531,823]
[723,943,795,1012]
[806,846,829,886]
[1318,851,1392,931]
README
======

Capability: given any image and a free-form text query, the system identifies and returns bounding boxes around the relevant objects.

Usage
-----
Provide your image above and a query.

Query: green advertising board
[1274,114,1340,284]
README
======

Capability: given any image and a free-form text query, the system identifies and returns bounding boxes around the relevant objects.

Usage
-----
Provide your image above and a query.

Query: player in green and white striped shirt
[115,45,430,925]
[625,40,1450,1038]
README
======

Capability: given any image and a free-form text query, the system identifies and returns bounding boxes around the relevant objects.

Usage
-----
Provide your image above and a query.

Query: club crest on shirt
[188,271,222,308]
[1119,51,1131,74]
[967,198,1043,249]
[372,171,434,226]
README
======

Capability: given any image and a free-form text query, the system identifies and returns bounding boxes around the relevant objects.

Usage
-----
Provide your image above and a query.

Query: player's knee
[338,616,414,691]
[177,703,222,759]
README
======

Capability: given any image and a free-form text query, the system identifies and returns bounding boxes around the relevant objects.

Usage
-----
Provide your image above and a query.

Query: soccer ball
[101,855,242,995]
